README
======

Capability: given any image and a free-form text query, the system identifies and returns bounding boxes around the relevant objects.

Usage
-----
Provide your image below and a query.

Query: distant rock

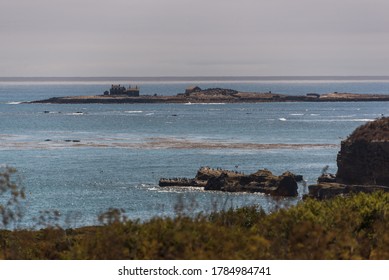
[192,88,239,96]
[159,166,300,197]
[158,178,199,187]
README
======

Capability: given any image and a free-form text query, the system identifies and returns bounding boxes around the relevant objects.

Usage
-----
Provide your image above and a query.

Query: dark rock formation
[336,117,389,186]
[158,178,199,187]
[317,173,337,183]
[189,88,239,96]
[159,167,300,197]
[308,117,389,199]
[308,183,389,200]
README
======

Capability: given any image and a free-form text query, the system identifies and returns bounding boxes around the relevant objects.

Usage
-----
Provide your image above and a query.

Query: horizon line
[2,75,389,80]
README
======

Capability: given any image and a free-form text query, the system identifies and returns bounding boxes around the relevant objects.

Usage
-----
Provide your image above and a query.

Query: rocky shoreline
[29,87,389,104]
[159,118,389,199]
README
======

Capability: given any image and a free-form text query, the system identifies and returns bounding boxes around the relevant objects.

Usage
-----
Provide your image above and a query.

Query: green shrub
[2,188,389,259]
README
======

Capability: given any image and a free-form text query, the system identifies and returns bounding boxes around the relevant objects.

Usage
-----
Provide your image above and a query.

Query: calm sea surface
[1,77,389,228]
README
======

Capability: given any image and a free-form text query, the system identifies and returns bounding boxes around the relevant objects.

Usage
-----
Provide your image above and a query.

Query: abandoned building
[105,84,140,96]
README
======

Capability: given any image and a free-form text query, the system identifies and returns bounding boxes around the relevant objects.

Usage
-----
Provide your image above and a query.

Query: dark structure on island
[104,84,140,97]
[185,86,202,95]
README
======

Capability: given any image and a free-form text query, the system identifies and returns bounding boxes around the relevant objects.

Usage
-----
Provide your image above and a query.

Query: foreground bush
[1,192,389,259]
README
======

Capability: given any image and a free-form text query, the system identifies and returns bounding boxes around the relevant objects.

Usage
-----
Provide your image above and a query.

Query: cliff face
[336,140,389,186]
[308,117,389,199]
[336,117,389,186]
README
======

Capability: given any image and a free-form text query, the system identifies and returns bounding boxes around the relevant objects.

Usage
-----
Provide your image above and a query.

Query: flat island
[29,86,389,104]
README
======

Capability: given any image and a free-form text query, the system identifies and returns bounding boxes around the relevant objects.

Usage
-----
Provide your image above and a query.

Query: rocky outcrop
[308,117,389,199]
[336,118,389,186]
[159,167,300,197]
[158,178,200,187]
[188,88,239,96]
[308,183,389,200]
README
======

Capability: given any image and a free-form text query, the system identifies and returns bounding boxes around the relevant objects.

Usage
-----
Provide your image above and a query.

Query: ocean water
[1,76,389,228]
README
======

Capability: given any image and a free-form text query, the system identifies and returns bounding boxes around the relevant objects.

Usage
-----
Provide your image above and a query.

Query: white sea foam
[290,113,304,116]
[67,112,85,116]
[125,110,143,113]
[298,119,374,122]
[350,119,375,122]
[279,118,287,121]
[6,101,22,105]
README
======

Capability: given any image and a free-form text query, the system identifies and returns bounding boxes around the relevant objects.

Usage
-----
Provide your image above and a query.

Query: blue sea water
[1,76,389,228]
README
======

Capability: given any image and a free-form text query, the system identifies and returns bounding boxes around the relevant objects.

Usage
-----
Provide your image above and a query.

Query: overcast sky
[1,0,389,77]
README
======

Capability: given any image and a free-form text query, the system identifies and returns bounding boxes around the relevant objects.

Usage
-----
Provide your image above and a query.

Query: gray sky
[1,0,389,76]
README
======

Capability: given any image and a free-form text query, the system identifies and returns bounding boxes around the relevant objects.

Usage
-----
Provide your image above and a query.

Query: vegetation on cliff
[347,117,389,142]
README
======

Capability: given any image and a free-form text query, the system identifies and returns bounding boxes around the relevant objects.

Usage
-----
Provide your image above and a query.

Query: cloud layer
[1,0,389,76]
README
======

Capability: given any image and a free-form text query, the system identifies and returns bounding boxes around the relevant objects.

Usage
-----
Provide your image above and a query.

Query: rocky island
[159,166,302,197]
[308,117,389,199]
[29,85,389,104]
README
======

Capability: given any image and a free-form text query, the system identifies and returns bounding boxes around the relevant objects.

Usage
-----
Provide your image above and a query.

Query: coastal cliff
[336,118,389,186]
[308,117,389,199]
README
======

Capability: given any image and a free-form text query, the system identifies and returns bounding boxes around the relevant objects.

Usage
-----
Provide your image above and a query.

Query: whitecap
[125,110,143,113]
[349,119,374,122]
[279,118,287,121]
[6,101,22,105]
[290,113,304,116]
[67,112,84,116]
